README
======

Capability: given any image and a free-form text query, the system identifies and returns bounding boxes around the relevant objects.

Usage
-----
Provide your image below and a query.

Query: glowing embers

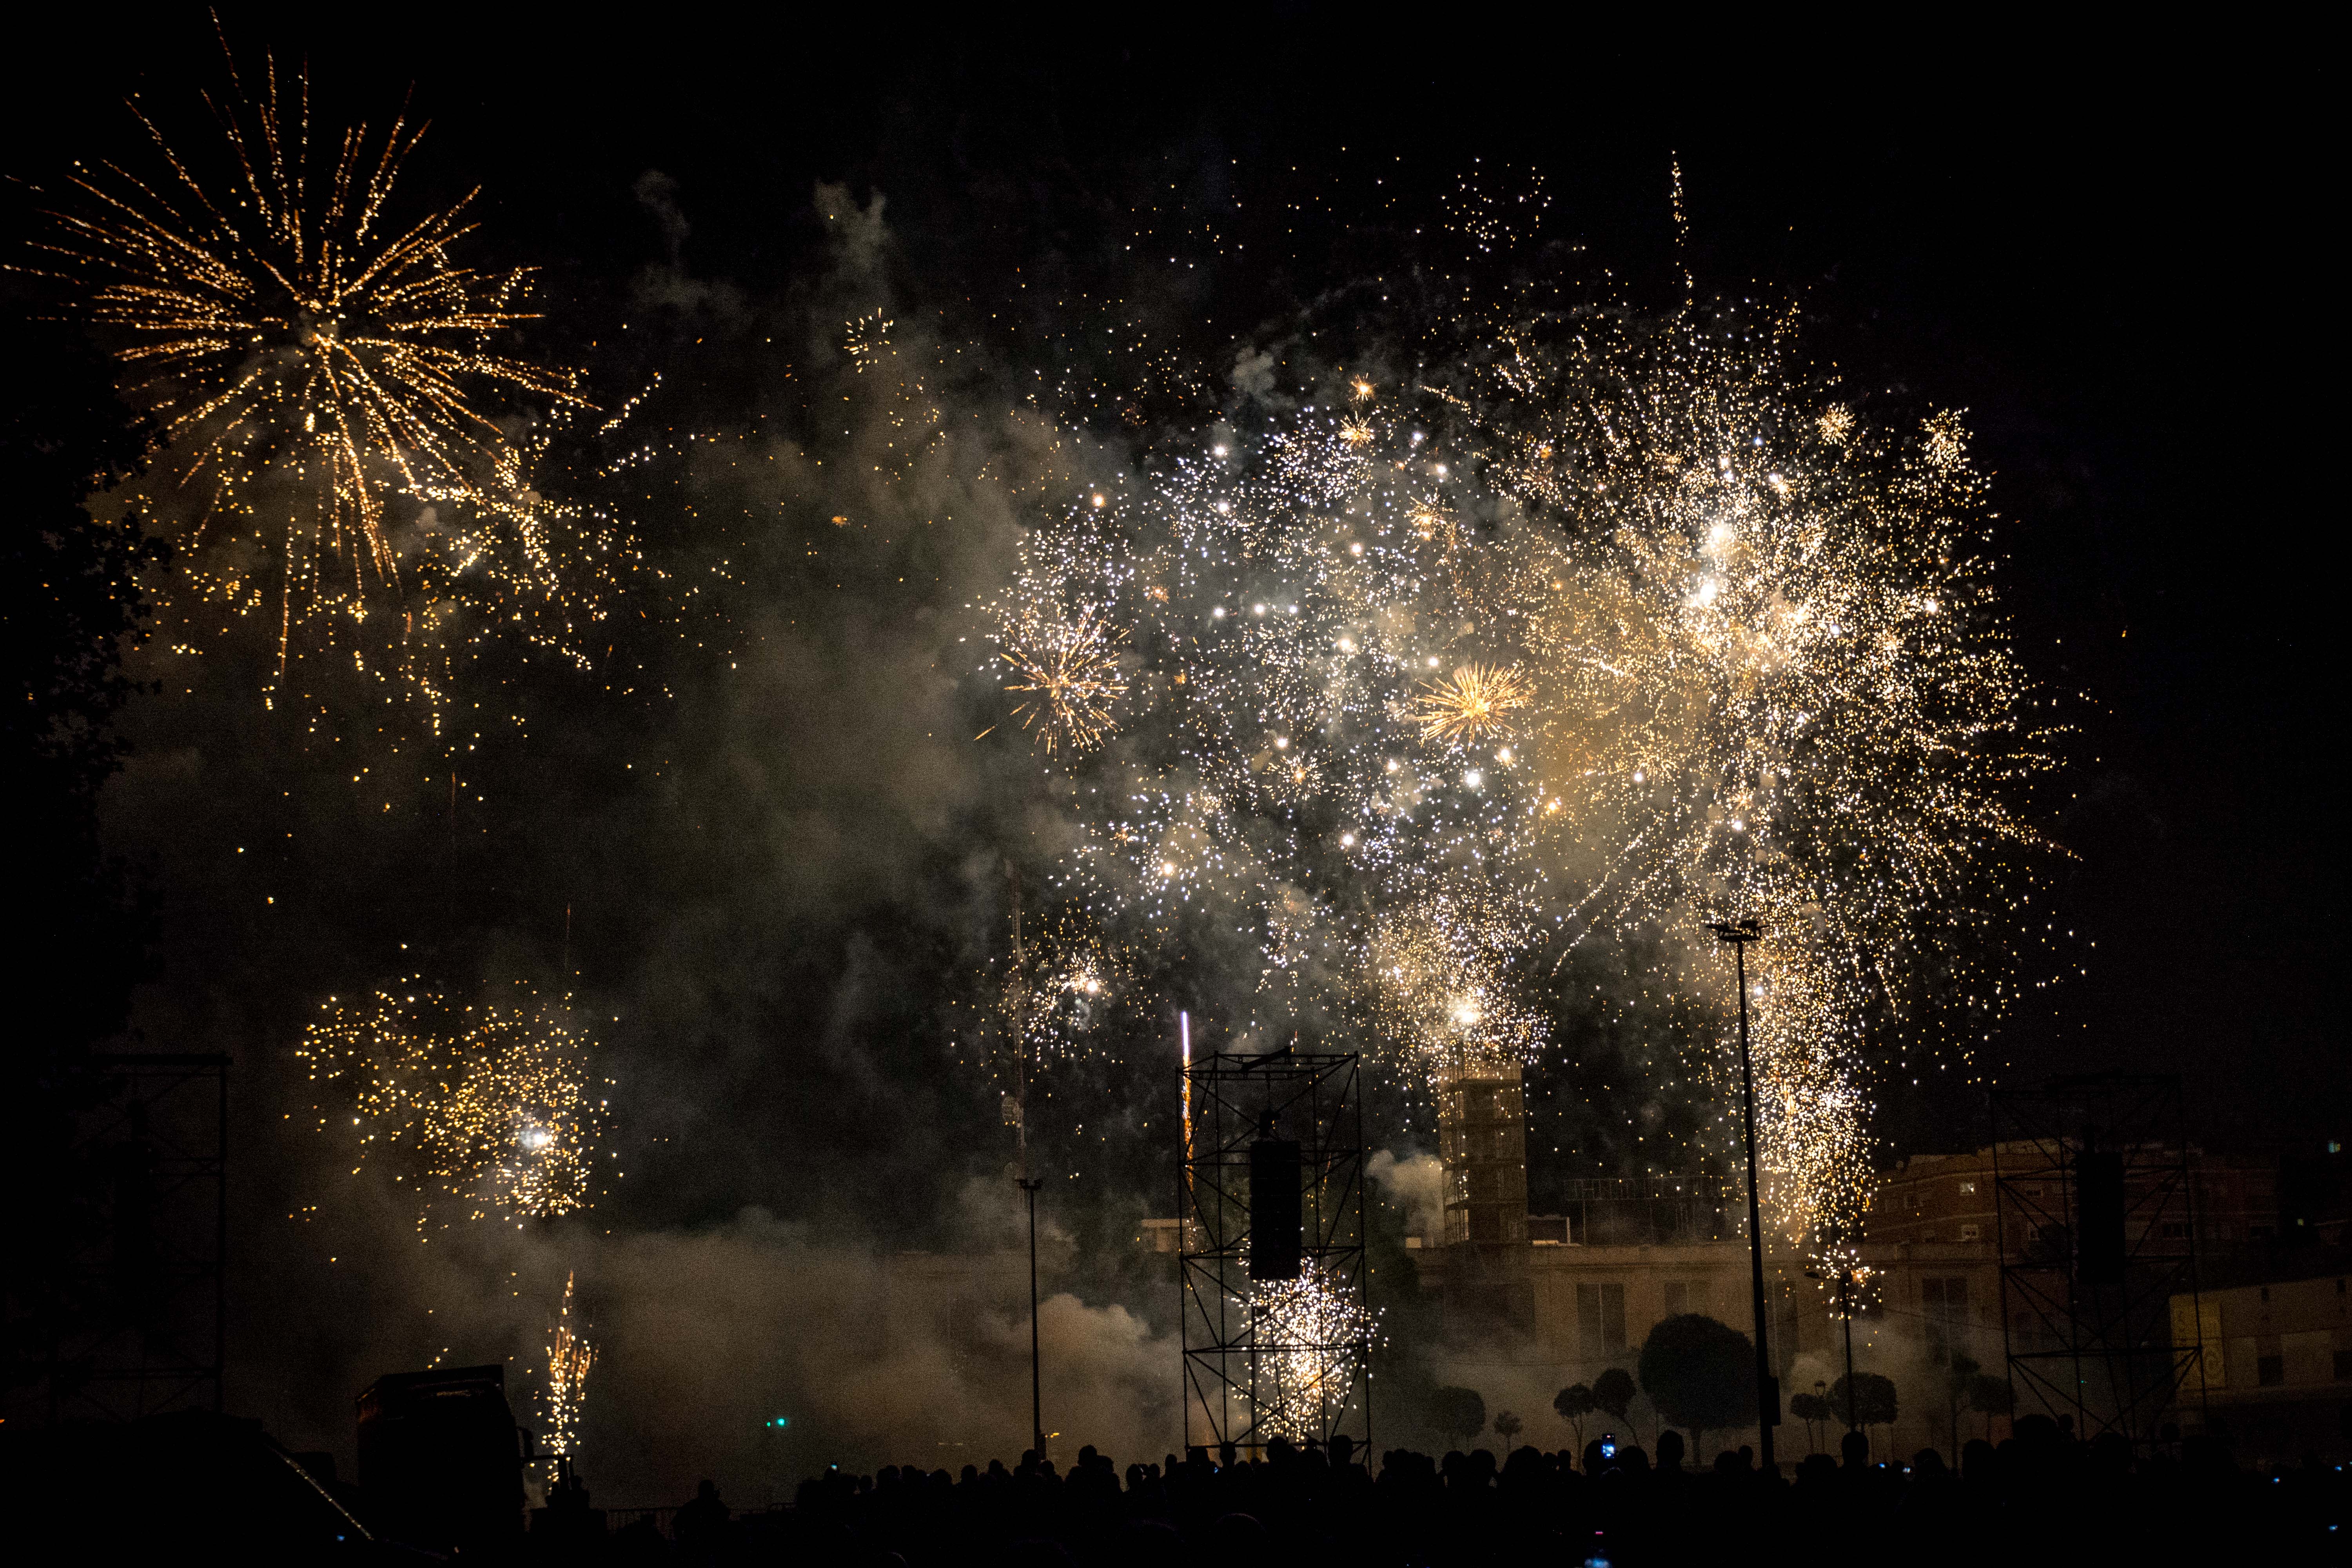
[999,604,1130,756]
[296,985,612,1234]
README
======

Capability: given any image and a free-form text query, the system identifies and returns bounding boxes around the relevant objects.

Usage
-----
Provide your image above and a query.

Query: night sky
[7,11,2333,1495]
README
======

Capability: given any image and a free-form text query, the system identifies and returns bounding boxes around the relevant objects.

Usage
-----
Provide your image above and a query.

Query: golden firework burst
[1409,662,1531,744]
[26,50,592,684]
[296,985,612,1234]
[1001,606,1129,755]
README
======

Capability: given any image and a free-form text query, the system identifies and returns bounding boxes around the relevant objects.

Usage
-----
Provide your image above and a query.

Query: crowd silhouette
[548,1414,2342,1566]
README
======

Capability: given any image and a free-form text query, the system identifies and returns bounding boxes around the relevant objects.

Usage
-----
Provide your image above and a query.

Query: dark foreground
[746,1425,2336,1566]
[7,1414,2344,1562]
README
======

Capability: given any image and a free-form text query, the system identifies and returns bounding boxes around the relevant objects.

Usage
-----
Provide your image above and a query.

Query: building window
[1922,1276,1970,1365]
[1958,1180,1977,1195]
[1959,1224,1981,1243]
[1664,1282,1690,1317]
[1578,1283,1627,1355]
[2257,1355,2285,1388]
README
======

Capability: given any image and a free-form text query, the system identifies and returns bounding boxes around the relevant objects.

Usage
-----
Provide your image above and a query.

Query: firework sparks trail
[543,1270,594,1485]
[296,985,613,1234]
[23,44,635,722]
[982,297,2054,1260]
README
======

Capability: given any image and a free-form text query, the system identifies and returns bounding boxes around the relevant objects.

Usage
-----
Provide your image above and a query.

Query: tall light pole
[1007,862,1046,1465]
[1838,1263,1857,1435]
[1808,1259,1861,1436]
[1018,1172,1045,1461]
[1709,917,1778,1475]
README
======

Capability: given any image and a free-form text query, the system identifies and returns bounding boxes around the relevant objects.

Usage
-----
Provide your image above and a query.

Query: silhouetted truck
[356,1364,527,1550]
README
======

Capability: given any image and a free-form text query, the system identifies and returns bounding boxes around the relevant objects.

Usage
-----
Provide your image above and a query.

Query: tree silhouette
[1967,1372,2014,1440]
[1637,1313,1753,1460]
[1788,1390,1833,1454]
[1829,1371,1899,1454]
[1553,1383,1597,1450]
[1428,1385,1486,1447]
[1493,1409,1523,1445]
[1593,1366,1638,1445]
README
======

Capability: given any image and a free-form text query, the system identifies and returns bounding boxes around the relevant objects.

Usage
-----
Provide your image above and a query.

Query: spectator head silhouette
[1840,1430,1869,1468]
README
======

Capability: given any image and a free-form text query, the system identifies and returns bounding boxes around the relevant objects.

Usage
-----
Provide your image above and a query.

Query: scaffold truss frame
[1179,1047,1368,1454]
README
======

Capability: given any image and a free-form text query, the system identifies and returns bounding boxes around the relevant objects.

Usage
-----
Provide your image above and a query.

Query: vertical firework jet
[543,1271,594,1486]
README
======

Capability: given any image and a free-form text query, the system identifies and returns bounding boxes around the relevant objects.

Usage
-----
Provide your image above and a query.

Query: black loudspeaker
[2076,1148,2125,1283]
[1250,1113,1302,1282]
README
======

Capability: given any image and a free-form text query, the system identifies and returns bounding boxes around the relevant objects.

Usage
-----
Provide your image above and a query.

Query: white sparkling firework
[986,307,2052,1259]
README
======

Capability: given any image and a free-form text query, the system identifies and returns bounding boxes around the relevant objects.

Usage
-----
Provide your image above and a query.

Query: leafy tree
[1828,1371,1898,1452]
[1553,1383,1597,1450]
[1493,1409,1523,1445]
[1788,1390,1833,1454]
[1967,1373,2014,1440]
[1593,1366,1638,1444]
[1637,1313,1754,1460]
[1428,1385,1486,1447]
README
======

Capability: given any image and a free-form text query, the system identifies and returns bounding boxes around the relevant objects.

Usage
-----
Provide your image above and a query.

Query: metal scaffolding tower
[20,1054,229,1425]
[1991,1073,2206,1446]
[1179,1047,1368,1453]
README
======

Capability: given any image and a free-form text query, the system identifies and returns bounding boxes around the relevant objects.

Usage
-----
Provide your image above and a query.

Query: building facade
[1411,1134,2285,1461]
[2170,1269,2352,1463]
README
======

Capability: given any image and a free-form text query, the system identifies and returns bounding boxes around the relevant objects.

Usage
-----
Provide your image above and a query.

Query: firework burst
[24,47,626,721]
[1409,662,1531,746]
[1249,1261,1378,1442]
[296,984,612,1234]
[984,312,2052,1260]
[999,604,1129,755]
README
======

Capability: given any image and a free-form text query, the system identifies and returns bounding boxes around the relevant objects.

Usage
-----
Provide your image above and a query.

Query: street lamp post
[1838,1263,1858,1434]
[1017,1173,1045,1461]
[1807,1259,1863,1437]
[1708,917,1779,1475]
[1006,862,1047,1465]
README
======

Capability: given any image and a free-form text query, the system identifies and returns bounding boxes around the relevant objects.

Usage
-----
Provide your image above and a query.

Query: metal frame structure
[34,1054,229,1423]
[1991,1073,2205,1446]
[1550,1174,1737,1245]
[1179,1048,1368,1453]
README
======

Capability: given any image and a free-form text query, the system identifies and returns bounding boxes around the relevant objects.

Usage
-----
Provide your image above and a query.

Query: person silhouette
[673,1478,728,1549]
